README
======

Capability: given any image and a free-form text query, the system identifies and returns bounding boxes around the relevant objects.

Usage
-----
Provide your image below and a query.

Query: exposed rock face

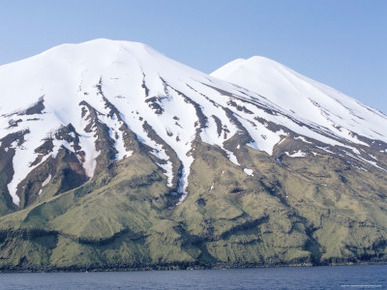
[0,39,386,270]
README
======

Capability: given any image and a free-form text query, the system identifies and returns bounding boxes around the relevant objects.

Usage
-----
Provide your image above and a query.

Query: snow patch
[285,150,307,158]
[78,134,100,177]
[244,168,254,176]
[42,174,52,187]
[156,161,174,187]
[224,149,240,165]
[294,136,313,144]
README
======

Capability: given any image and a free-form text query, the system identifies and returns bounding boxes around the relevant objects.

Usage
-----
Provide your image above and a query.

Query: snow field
[1,39,386,206]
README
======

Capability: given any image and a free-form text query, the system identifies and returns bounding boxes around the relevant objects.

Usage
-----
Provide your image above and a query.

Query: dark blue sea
[0,265,385,289]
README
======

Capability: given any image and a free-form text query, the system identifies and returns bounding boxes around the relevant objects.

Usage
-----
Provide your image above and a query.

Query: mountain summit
[0,39,386,270]
[212,55,386,142]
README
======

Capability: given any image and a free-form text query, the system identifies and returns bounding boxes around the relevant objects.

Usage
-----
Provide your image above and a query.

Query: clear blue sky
[1,0,386,113]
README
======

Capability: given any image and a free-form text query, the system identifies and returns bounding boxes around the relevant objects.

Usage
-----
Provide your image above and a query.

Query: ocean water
[0,265,385,289]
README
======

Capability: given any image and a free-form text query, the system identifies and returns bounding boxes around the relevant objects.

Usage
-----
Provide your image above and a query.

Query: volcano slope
[0,39,386,270]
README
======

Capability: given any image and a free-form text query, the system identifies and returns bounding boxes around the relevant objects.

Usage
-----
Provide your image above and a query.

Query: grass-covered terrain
[0,136,386,271]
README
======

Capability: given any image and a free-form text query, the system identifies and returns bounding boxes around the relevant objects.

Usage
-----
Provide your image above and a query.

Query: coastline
[1,259,386,274]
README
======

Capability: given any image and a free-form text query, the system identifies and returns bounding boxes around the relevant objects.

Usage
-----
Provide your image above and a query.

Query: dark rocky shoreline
[1,259,386,273]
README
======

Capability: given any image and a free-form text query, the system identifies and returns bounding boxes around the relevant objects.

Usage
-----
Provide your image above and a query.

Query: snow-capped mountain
[0,39,386,208]
[211,56,386,144]
[1,39,387,270]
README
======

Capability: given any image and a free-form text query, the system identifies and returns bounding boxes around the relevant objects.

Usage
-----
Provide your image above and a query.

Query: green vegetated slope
[0,138,386,271]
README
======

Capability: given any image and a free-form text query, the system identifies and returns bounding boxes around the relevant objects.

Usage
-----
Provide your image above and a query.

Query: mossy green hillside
[0,139,386,270]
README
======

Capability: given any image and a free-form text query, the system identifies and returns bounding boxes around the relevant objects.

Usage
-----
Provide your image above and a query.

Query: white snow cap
[211,56,387,144]
[1,39,386,206]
